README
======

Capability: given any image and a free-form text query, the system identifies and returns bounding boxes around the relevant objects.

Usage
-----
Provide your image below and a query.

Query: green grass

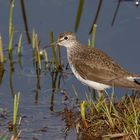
[79,94,140,139]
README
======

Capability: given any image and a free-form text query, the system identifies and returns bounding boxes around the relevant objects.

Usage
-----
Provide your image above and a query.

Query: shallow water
[0,0,140,139]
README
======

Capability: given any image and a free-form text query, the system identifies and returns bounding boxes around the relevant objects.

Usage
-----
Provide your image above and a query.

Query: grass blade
[74,0,84,32]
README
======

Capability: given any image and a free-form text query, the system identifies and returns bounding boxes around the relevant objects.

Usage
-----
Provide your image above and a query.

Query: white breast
[70,65,110,91]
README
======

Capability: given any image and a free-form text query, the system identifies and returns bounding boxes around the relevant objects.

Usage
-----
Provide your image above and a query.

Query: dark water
[0,0,140,139]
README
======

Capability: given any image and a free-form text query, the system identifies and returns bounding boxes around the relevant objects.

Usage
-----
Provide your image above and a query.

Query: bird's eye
[64,36,68,40]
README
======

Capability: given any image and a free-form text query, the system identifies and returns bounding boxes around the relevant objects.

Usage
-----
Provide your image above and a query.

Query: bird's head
[57,32,77,48]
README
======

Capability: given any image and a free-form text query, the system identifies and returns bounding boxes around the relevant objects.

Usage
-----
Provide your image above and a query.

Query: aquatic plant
[17,33,22,56]
[8,0,14,53]
[13,92,20,126]
[0,35,4,63]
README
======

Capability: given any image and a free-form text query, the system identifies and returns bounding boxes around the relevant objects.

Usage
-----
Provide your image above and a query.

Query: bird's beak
[43,42,56,49]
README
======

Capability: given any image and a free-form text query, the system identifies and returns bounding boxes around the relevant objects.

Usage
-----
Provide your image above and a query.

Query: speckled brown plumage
[57,32,140,90]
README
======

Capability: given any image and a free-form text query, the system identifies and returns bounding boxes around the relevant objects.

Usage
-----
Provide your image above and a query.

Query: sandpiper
[56,32,140,95]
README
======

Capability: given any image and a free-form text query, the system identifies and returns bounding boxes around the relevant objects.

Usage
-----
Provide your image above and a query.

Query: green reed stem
[0,36,4,63]
[17,33,22,56]
[8,30,14,53]
[35,34,41,69]
[43,50,48,64]
[74,0,84,32]
[13,92,20,126]
[32,29,35,49]
[49,32,59,68]
[91,24,97,47]
[88,38,91,47]
[9,0,14,37]
[8,0,14,53]
[80,101,86,120]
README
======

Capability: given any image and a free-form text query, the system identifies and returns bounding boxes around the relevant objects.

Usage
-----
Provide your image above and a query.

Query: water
[0,0,140,139]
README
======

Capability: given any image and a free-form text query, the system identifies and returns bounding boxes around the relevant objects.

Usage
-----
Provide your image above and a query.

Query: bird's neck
[66,41,82,65]
[67,41,82,52]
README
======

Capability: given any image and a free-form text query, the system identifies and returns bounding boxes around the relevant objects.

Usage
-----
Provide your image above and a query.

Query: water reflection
[50,70,62,111]
[0,63,4,85]
[8,53,15,97]
[34,63,41,104]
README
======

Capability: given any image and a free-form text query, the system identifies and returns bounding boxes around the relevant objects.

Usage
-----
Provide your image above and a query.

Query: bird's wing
[72,59,118,84]
[72,58,140,88]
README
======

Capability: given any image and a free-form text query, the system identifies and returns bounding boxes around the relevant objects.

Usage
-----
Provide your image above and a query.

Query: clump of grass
[79,94,140,139]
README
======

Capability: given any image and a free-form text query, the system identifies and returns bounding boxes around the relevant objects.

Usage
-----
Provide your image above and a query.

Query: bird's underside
[70,46,140,90]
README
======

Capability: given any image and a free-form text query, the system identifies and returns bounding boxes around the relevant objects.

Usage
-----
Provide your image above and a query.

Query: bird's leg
[97,90,104,99]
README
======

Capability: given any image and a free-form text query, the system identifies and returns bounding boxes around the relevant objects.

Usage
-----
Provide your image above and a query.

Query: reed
[0,35,4,63]
[74,0,84,32]
[43,49,49,67]
[8,0,15,53]
[9,0,14,37]
[91,24,97,47]
[32,29,35,49]
[49,32,59,68]
[13,92,20,126]
[80,101,88,128]
[17,33,22,56]
[34,33,41,69]
[88,24,97,47]
[8,29,14,53]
